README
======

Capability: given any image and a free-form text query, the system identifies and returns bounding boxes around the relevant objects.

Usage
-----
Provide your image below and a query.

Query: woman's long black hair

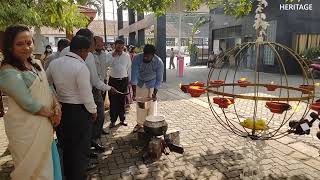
[1,25,41,71]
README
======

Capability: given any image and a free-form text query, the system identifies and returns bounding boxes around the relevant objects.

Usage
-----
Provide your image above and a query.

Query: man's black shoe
[120,121,128,126]
[92,142,106,153]
[109,122,115,128]
[92,141,106,151]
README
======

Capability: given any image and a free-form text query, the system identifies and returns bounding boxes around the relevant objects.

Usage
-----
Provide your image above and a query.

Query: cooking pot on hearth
[143,115,168,136]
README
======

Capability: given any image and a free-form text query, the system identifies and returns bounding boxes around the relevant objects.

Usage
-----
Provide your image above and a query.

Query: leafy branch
[0,0,89,31]
[118,0,305,17]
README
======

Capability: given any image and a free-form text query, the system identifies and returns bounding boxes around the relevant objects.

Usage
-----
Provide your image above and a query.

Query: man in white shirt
[93,37,109,101]
[46,35,96,180]
[60,29,114,95]
[93,36,108,89]
[60,29,116,153]
[92,36,109,138]
[106,39,131,128]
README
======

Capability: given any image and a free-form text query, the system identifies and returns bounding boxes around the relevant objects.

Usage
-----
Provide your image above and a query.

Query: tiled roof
[78,5,97,14]
[40,20,128,37]
[88,20,120,36]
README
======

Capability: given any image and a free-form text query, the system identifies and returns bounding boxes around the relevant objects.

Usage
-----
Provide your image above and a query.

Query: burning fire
[226,98,232,105]
[240,77,246,81]
[189,86,201,89]
[315,83,320,87]
[179,83,182,88]
[270,81,274,85]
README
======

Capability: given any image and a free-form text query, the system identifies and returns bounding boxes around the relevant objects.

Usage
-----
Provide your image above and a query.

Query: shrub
[303,47,320,60]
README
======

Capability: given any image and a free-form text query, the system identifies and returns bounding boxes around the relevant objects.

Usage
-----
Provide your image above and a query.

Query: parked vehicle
[309,57,320,78]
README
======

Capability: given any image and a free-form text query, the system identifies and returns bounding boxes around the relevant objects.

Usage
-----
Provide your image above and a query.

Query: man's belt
[110,76,128,81]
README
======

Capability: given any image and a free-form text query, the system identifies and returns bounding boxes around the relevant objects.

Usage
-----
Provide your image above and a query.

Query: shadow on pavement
[0,159,13,180]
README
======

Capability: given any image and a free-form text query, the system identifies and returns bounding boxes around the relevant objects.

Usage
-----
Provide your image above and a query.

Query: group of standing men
[45,28,164,180]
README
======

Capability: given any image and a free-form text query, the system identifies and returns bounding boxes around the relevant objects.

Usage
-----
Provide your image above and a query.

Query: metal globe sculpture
[206,41,316,140]
[180,0,320,140]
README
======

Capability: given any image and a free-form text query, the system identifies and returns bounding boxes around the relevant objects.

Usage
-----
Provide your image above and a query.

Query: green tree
[190,16,209,44]
[117,0,303,17]
[304,47,320,61]
[0,0,88,31]
[0,1,41,30]
[188,16,209,66]
[117,0,175,16]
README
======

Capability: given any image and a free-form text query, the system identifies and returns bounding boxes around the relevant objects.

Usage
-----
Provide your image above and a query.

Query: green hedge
[303,47,320,60]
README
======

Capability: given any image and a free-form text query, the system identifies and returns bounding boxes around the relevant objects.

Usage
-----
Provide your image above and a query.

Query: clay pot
[266,102,291,114]
[299,85,315,94]
[310,102,320,113]
[265,84,278,91]
[268,107,286,114]
[180,85,189,93]
[189,82,205,87]
[188,86,206,97]
[210,80,225,88]
[213,97,235,108]
[238,80,249,87]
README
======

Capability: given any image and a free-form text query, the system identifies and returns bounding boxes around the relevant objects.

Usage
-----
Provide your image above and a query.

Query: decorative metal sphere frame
[206,41,316,140]
[181,0,320,141]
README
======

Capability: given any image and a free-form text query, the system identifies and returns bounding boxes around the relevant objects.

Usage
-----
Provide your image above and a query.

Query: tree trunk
[0,32,4,116]
[0,31,4,50]
[66,31,73,40]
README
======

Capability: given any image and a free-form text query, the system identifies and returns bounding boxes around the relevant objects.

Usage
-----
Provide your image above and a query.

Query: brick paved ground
[1,67,320,180]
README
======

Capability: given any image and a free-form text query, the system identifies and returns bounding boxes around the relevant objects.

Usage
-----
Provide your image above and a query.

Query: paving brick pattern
[1,67,320,179]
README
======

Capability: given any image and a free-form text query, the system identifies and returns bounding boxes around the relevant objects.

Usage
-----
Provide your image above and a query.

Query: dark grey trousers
[61,103,92,180]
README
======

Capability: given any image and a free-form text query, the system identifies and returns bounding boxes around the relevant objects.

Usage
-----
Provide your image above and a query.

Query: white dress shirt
[46,52,97,113]
[106,52,131,80]
[93,51,108,81]
[61,47,111,91]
